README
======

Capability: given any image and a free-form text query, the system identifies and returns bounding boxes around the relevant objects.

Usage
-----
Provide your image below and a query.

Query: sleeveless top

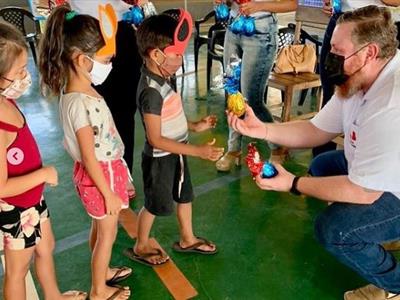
[0,99,44,208]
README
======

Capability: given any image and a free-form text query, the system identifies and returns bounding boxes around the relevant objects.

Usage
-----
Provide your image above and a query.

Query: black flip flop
[172,237,218,255]
[123,248,169,267]
[105,266,132,286]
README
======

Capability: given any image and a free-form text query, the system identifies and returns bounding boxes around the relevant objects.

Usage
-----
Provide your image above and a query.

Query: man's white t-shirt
[69,0,131,21]
[311,50,400,198]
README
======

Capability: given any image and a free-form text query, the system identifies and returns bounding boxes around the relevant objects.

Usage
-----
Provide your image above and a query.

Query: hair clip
[65,10,77,21]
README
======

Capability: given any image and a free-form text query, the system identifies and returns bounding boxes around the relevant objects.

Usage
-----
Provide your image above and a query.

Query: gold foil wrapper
[227,93,246,117]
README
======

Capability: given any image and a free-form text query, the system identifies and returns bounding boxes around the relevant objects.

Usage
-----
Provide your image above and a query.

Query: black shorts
[0,198,49,250]
[142,153,194,216]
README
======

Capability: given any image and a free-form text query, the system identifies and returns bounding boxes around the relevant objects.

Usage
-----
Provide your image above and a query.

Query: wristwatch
[290,176,301,196]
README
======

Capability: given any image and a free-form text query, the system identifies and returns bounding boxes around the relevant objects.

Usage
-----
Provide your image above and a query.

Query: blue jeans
[223,15,277,152]
[310,150,400,293]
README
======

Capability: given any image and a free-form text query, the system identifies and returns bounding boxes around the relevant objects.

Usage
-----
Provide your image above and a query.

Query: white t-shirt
[341,0,400,21]
[59,92,124,162]
[311,50,400,197]
[69,0,131,21]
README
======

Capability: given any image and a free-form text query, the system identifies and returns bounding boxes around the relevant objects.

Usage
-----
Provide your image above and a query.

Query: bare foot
[90,285,130,300]
[134,243,169,265]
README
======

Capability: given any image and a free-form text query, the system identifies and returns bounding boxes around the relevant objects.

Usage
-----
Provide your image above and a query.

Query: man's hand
[254,163,295,192]
[227,104,268,140]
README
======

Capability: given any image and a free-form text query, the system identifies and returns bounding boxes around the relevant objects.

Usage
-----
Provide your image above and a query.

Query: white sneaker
[344,284,400,300]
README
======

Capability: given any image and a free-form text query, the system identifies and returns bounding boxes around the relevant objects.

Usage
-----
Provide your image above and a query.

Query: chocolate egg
[227,92,246,117]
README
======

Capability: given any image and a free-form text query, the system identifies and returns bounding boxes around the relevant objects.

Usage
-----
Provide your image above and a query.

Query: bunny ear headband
[97,3,118,56]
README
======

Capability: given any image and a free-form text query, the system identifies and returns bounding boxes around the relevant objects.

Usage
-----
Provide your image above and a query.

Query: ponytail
[38,6,105,96]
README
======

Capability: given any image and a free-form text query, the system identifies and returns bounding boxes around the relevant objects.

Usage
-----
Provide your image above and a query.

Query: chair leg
[194,39,200,72]
[29,41,37,65]
[281,87,294,122]
[207,54,212,91]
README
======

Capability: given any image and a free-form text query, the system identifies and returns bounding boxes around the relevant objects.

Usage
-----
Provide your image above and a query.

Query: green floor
[1,43,369,299]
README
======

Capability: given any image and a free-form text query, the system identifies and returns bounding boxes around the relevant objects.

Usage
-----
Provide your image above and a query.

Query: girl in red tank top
[0,23,86,300]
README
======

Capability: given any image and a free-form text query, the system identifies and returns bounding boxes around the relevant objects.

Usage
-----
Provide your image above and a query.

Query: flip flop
[123,247,169,267]
[106,285,130,300]
[106,266,132,286]
[172,237,218,255]
[62,290,87,300]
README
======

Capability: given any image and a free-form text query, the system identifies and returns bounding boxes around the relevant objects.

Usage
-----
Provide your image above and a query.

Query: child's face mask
[86,56,113,86]
[0,72,32,99]
[154,50,183,77]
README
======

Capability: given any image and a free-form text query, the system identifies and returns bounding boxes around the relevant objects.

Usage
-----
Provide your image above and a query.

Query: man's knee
[309,154,326,177]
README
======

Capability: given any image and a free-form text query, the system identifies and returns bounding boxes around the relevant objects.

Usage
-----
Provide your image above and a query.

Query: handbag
[274,44,317,74]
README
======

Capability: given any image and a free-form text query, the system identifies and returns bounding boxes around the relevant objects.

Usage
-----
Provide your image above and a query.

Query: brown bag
[274,44,317,74]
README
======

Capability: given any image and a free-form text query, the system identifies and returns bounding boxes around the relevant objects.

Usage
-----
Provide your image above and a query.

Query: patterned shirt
[59,92,124,162]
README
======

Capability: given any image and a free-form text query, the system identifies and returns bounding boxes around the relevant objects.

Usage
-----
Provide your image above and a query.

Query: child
[38,6,131,300]
[0,22,86,300]
[124,10,224,266]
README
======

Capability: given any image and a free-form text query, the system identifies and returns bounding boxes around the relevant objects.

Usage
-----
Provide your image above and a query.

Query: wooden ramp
[119,208,198,300]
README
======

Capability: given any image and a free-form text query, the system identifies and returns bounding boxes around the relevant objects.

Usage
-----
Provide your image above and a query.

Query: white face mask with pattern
[0,72,32,99]
[86,56,113,86]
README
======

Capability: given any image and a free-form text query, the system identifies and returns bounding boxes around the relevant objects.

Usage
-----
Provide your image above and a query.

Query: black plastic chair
[194,10,227,72]
[206,29,226,90]
[0,6,41,65]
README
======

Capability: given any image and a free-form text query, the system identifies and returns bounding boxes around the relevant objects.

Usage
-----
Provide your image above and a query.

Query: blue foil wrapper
[261,162,278,179]
[215,4,230,22]
[122,5,144,26]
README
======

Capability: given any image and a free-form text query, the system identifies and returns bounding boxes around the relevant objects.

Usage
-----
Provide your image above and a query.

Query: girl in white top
[39,5,131,300]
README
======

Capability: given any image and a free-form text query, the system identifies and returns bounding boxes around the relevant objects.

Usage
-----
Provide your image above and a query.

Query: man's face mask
[154,50,183,77]
[0,72,32,99]
[325,43,370,86]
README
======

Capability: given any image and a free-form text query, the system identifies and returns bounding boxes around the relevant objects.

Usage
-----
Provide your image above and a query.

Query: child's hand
[194,115,218,132]
[104,193,123,216]
[197,138,224,161]
[43,166,58,187]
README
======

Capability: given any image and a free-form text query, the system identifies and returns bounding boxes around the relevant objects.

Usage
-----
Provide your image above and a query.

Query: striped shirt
[137,66,188,157]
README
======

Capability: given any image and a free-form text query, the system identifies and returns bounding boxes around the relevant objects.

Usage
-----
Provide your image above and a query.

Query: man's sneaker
[344,284,400,300]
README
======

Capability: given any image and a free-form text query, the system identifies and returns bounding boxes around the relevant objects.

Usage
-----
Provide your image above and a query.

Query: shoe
[344,284,400,300]
[172,237,218,255]
[382,240,400,251]
[215,151,241,172]
[105,266,133,286]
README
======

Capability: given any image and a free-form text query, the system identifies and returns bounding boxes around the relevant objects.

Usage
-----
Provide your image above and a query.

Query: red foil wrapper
[245,143,264,177]
[234,0,251,4]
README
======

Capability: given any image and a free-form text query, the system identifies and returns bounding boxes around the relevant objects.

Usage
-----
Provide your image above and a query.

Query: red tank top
[0,99,44,208]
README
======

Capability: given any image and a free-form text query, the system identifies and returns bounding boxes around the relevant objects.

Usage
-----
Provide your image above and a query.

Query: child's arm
[144,113,224,161]
[0,130,58,198]
[188,115,217,133]
[76,126,122,216]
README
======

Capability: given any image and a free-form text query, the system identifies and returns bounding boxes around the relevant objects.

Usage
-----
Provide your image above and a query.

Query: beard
[335,70,364,99]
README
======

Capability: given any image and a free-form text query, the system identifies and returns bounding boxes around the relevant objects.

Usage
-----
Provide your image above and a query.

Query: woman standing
[215,0,297,172]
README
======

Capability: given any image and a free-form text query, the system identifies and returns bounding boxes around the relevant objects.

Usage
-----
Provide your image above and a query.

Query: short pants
[73,159,129,219]
[0,197,49,250]
[142,153,194,216]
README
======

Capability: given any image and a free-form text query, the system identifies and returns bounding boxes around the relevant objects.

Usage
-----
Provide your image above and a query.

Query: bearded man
[227,5,400,300]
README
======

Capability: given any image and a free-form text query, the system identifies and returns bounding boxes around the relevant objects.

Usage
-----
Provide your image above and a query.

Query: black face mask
[324,43,370,86]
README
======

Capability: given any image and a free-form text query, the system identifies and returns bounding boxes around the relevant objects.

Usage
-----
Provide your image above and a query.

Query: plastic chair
[194,10,226,72]
[206,29,226,90]
[0,6,41,65]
